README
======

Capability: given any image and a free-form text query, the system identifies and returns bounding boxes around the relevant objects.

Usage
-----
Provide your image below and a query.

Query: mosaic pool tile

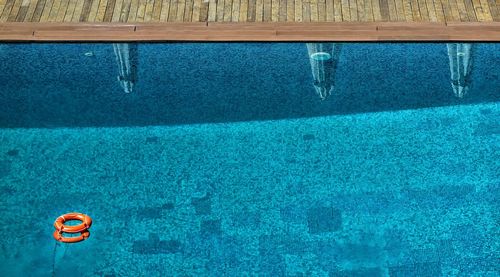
[307,206,342,234]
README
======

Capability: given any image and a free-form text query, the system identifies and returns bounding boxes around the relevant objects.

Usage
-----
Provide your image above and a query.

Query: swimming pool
[0,42,499,276]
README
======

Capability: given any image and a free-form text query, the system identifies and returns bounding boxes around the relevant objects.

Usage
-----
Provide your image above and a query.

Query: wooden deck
[0,0,498,41]
[0,0,497,23]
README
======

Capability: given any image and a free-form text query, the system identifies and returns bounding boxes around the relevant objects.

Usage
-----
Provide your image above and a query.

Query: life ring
[54,213,92,233]
[53,229,90,243]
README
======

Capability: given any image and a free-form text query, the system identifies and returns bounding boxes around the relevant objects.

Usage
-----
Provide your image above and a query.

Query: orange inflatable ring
[54,213,92,233]
[53,229,90,243]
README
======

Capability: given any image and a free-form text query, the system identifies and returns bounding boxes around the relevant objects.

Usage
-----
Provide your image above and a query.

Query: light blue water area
[0,43,499,276]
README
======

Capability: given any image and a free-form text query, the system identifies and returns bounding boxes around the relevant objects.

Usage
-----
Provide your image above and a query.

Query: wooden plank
[128,0,139,21]
[87,0,100,21]
[332,0,341,21]
[239,0,247,21]
[103,0,115,22]
[186,0,194,21]
[410,0,420,20]
[57,0,70,21]
[183,0,192,21]
[216,0,225,21]
[278,0,286,21]
[136,0,146,21]
[57,0,71,22]
[325,0,333,20]
[137,0,151,22]
[31,24,137,40]
[418,0,429,20]
[367,0,377,21]
[23,0,40,21]
[136,0,145,21]
[401,0,412,21]
[348,0,357,20]
[223,0,231,21]
[15,6,27,21]
[310,0,320,22]
[446,21,500,27]
[198,0,208,20]
[386,0,398,20]
[317,0,326,21]
[175,0,185,21]
[231,0,239,21]
[63,0,77,22]
[72,0,86,21]
[141,0,150,21]
[247,0,255,20]
[463,0,476,20]
[7,0,22,21]
[87,0,101,22]
[357,0,365,20]
[441,0,454,21]
[448,0,462,21]
[302,0,310,21]
[263,0,271,20]
[271,0,278,20]
[168,0,177,21]
[60,0,71,21]
[95,0,108,21]
[364,0,373,20]
[0,0,16,22]
[55,0,68,21]
[294,0,301,21]
[432,0,445,21]
[286,0,293,21]
[425,0,437,21]
[478,0,492,20]
[379,0,390,20]
[47,0,60,21]
[15,0,30,21]
[311,0,318,21]
[30,0,45,21]
[339,0,348,20]
[144,0,154,21]
[1,22,500,41]
[371,0,381,20]
[436,0,447,21]
[39,0,53,22]
[193,0,201,20]
[496,0,500,13]
[0,0,7,21]
[398,0,409,20]
[118,0,130,21]
[160,0,170,20]
[393,0,405,20]
[111,0,123,21]
[79,0,93,21]
[153,0,162,20]
[167,0,177,22]
[255,0,263,21]
[486,0,498,20]
[455,0,469,20]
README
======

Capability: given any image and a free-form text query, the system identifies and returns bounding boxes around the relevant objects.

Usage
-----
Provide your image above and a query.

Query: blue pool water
[0,43,499,276]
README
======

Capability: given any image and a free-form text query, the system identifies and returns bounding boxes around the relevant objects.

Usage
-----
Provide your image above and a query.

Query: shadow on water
[0,42,498,128]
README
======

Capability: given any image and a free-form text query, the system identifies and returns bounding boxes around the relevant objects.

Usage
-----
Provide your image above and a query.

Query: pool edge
[0,22,499,41]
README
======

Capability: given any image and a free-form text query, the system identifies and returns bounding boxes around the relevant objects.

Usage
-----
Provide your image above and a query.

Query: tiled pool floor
[0,102,498,276]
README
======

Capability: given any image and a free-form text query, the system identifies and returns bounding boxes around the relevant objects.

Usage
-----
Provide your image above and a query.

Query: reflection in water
[447,43,473,98]
[113,43,138,93]
[306,43,342,100]
[0,43,498,129]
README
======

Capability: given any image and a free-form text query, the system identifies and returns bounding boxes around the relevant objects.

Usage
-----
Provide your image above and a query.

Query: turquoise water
[0,43,499,276]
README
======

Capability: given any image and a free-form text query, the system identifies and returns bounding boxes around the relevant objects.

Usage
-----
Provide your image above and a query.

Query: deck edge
[0,22,499,41]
